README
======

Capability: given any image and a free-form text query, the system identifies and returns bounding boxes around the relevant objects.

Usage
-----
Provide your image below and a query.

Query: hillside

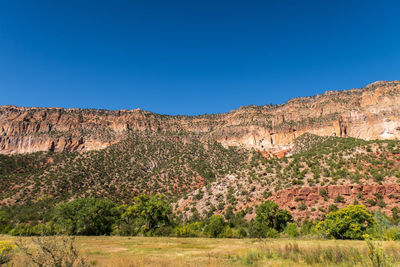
[175,134,400,221]
[0,131,247,206]
[1,81,400,221]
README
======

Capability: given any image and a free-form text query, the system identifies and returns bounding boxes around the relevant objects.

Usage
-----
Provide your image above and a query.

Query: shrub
[249,220,279,238]
[392,207,399,224]
[368,211,393,240]
[219,226,247,238]
[0,211,11,234]
[204,215,225,238]
[377,199,386,208]
[319,189,328,198]
[176,222,203,237]
[300,217,315,236]
[316,205,376,239]
[8,223,33,236]
[15,236,90,266]
[297,203,307,211]
[284,223,299,238]
[328,204,338,212]
[9,223,56,236]
[382,227,400,241]
[334,195,345,203]
[366,199,376,206]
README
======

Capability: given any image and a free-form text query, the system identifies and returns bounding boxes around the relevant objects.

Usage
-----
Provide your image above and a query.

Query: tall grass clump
[240,240,400,266]
[365,239,397,267]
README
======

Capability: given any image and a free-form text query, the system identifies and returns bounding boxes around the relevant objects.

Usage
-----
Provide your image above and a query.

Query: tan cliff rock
[1,80,400,154]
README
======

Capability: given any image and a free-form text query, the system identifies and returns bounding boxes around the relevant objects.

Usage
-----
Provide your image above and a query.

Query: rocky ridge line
[1,80,400,154]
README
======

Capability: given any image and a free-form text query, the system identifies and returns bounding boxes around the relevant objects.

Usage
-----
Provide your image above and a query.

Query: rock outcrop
[1,80,400,154]
[272,183,400,220]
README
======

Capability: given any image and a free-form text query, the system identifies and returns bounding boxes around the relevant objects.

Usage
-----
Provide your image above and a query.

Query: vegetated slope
[290,133,331,154]
[175,134,400,221]
[2,80,400,222]
[0,131,248,206]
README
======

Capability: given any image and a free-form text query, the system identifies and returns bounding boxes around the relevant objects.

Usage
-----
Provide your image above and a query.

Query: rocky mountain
[1,80,400,221]
[2,80,400,155]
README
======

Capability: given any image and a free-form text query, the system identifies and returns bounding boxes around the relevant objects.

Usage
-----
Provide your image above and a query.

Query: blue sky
[1,1,400,115]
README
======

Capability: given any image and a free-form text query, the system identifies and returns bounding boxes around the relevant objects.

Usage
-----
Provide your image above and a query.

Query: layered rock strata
[1,80,400,154]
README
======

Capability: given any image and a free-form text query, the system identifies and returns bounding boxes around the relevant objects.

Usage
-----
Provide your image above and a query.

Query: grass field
[1,235,400,266]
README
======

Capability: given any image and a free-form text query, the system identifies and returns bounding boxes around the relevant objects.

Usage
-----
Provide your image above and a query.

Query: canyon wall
[1,80,400,154]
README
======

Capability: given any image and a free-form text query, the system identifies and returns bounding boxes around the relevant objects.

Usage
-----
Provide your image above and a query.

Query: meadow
[1,235,400,266]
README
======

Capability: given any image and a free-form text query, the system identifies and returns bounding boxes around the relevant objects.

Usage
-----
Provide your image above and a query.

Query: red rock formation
[271,183,400,220]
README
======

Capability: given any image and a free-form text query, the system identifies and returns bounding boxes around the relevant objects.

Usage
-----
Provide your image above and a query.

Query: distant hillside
[2,81,400,221]
[0,131,247,206]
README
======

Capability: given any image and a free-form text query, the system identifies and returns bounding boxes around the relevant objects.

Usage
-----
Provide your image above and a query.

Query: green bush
[176,222,203,237]
[0,211,11,234]
[366,199,376,206]
[382,227,400,241]
[367,211,396,240]
[204,215,225,238]
[316,205,376,239]
[284,223,299,238]
[319,189,328,198]
[8,223,56,236]
[8,223,33,236]
[334,195,345,203]
[328,204,338,212]
[249,220,279,238]
[300,217,315,236]
[392,207,400,224]
[219,226,247,238]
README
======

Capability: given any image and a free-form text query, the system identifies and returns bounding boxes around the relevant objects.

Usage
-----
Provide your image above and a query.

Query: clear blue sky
[1,1,400,115]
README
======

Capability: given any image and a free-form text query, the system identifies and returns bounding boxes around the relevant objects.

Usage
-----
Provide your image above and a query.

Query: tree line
[1,195,400,240]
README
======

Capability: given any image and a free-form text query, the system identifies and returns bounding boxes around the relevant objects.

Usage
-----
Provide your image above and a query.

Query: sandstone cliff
[1,80,400,154]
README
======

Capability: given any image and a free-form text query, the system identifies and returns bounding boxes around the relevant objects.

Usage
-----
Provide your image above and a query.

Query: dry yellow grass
[1,235,400,266]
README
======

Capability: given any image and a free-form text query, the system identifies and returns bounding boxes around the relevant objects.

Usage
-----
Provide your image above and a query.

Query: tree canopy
[53,198,118,235]
[316,204,376,239]
[118,195,173,236]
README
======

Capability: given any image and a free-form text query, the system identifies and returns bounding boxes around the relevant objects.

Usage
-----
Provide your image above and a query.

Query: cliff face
[1,81,400,154]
